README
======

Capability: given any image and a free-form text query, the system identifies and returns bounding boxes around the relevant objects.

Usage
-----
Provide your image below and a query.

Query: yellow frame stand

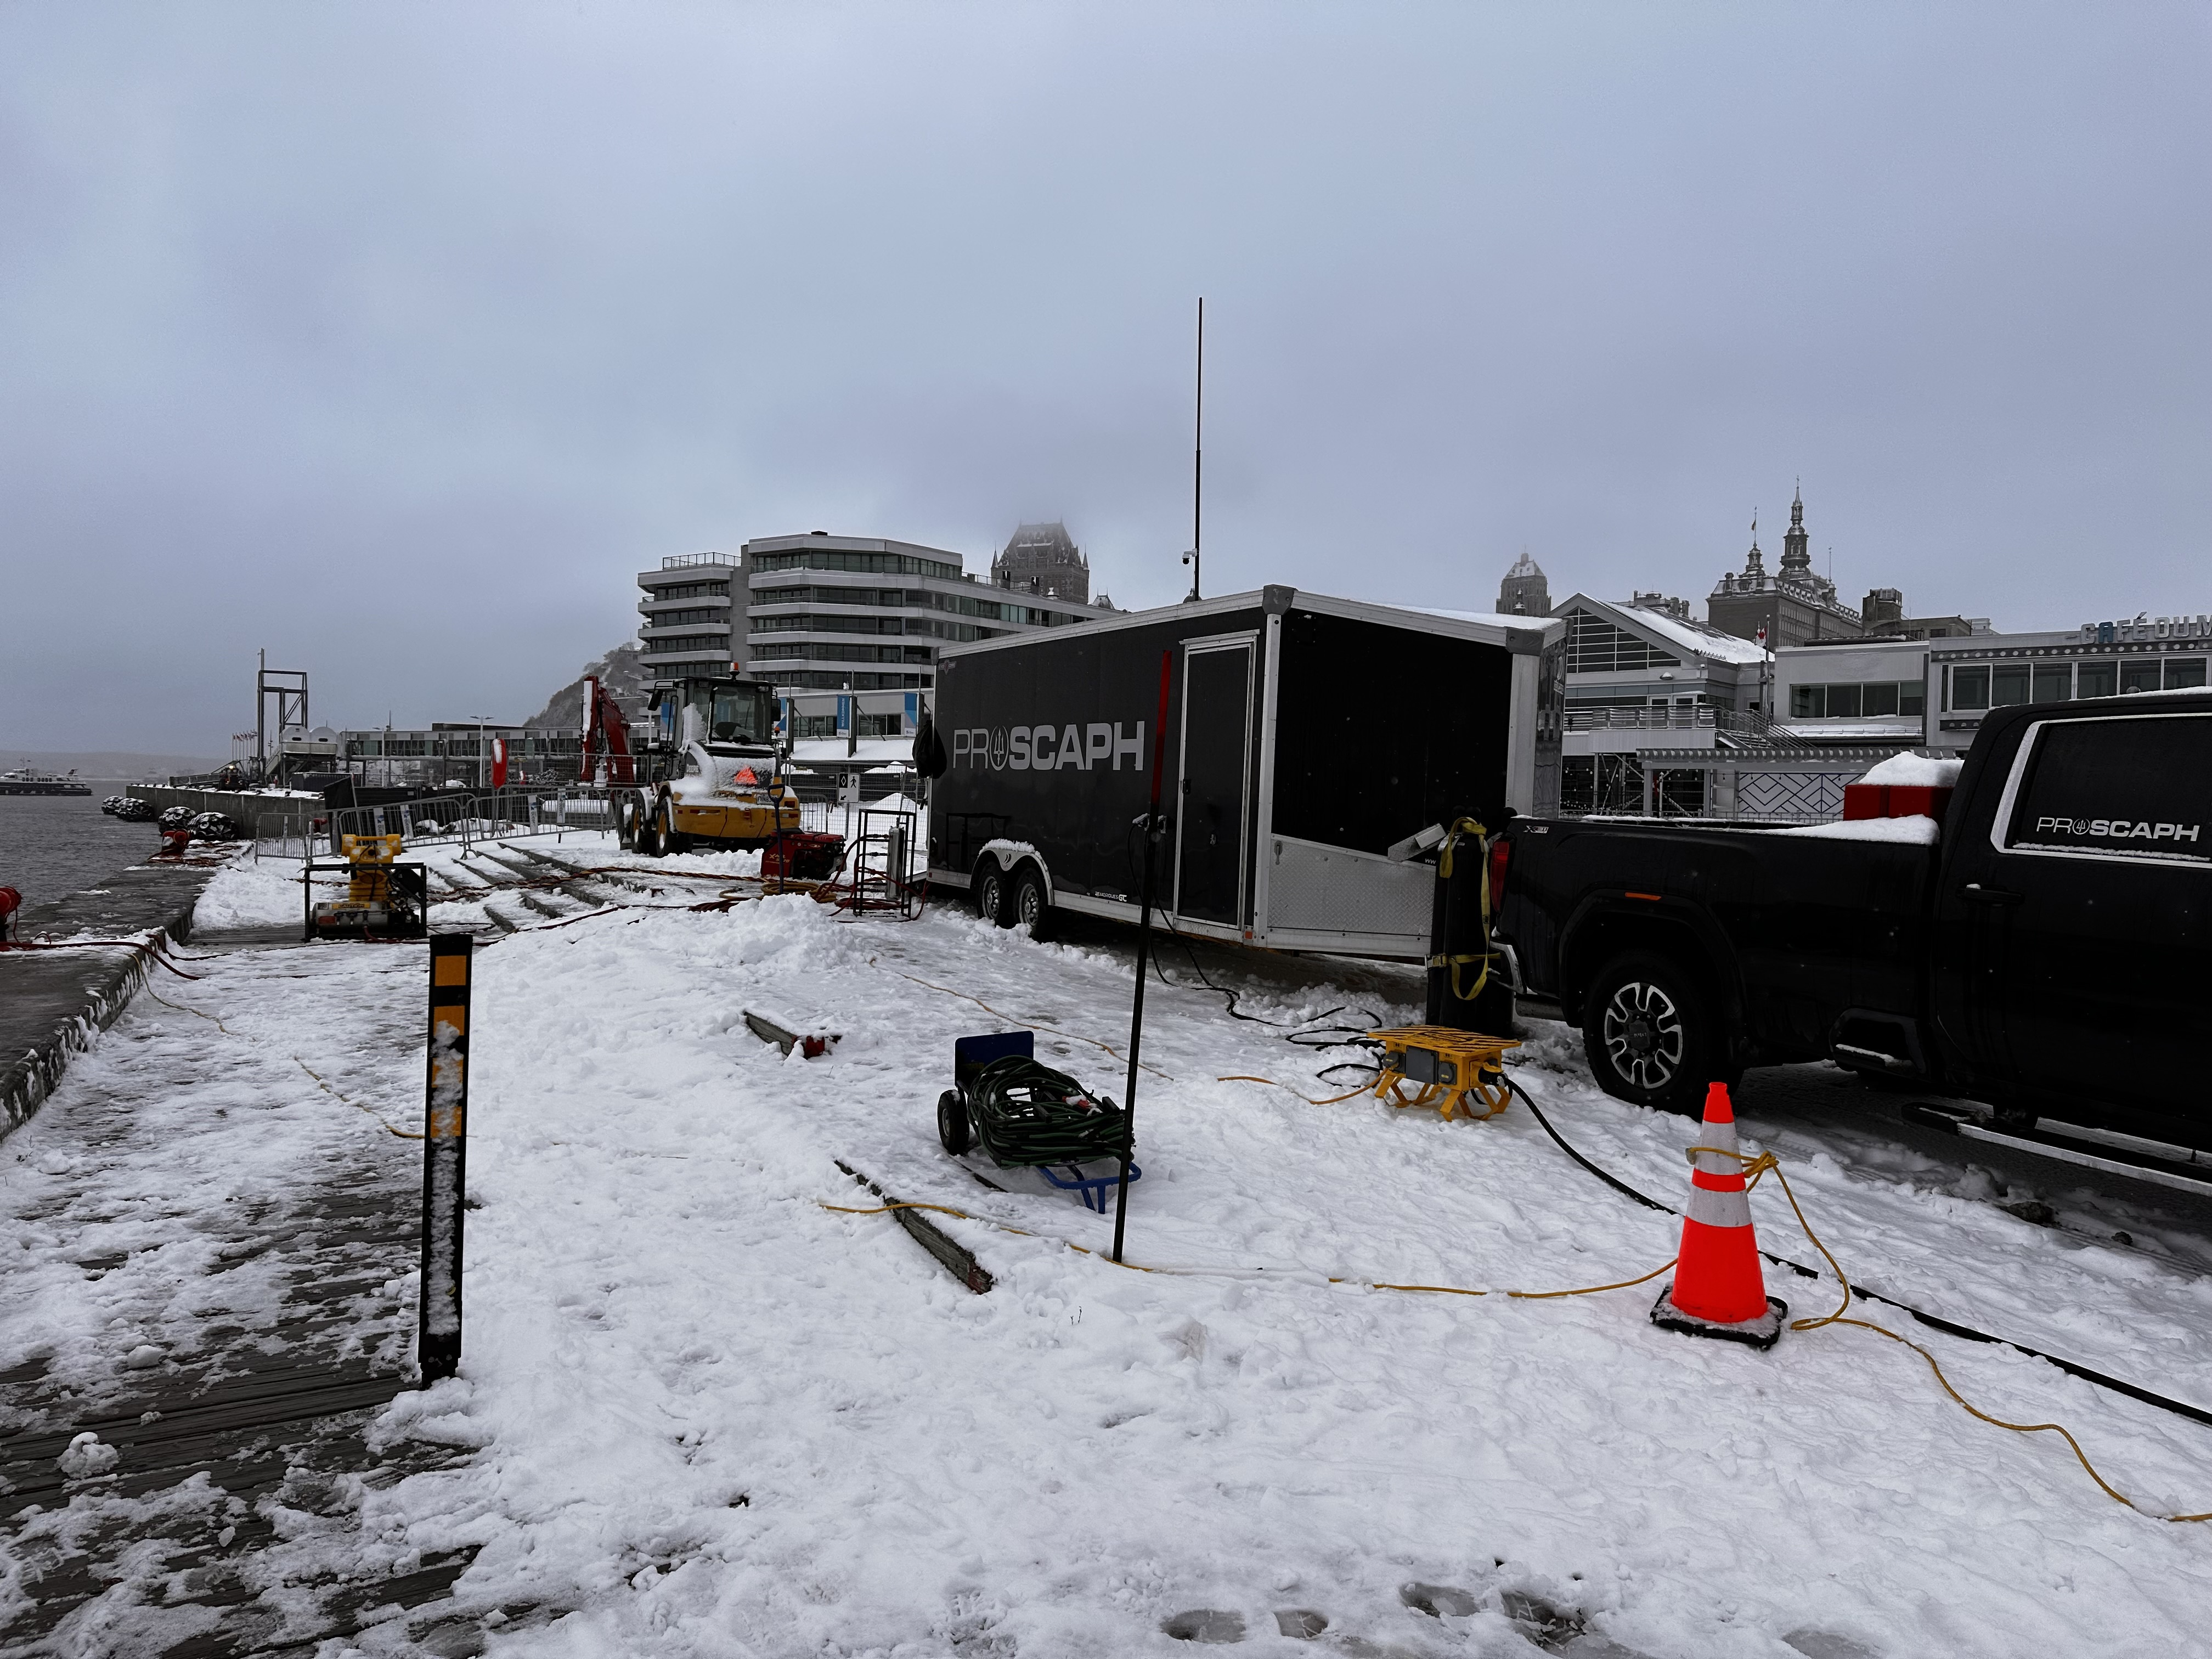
[339,833,403,909]
[1366,1025,1521,1121]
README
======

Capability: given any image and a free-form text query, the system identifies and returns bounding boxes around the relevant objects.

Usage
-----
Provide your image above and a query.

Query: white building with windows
[1550,592,1775,816]
[1774,612,2211,753]
[635,553,744,688]
[1555,592,1772,750]
[640,531,1111,764]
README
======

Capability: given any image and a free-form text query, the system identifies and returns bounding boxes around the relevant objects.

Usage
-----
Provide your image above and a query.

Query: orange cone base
[1649,1284,1787,1351]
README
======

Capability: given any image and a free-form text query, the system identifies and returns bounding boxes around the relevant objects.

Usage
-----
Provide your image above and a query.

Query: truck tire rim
[1602,981,1684,1091]
[1018,884,1040,927]
[981,874,1003,913]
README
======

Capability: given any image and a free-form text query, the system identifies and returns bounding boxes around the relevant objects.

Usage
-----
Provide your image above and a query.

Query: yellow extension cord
[826,1132,2212,1525]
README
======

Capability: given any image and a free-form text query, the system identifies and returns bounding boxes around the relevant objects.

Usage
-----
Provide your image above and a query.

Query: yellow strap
[1434,817,1496,1001]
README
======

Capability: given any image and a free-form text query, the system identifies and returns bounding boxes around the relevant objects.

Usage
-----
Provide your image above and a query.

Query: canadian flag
[492,737,508,791]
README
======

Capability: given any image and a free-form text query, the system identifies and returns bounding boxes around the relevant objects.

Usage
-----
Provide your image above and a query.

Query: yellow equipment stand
[1366,1025,1521,1121]
[340,833,403,911]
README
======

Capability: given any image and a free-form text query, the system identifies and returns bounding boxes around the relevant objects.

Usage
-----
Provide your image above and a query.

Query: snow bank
[1858,753,1963,788]
[1770,815,1940,844]
[191,856,304,929]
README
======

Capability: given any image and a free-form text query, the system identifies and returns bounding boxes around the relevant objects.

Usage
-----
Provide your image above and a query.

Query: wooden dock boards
[0,997,493,1654]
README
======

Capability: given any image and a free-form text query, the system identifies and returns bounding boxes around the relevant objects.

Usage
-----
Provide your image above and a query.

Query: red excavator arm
[580,676,636,784]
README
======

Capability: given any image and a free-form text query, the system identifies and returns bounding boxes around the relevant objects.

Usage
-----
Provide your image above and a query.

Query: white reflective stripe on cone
[1691,1119,1741,1179]
[1685,1182,1754,1229]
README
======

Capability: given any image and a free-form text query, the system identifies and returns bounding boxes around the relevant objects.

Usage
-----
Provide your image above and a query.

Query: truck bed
[1500,815,1940,1071]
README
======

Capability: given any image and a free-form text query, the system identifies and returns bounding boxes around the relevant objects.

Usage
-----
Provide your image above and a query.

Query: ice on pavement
[7,830,2211,1655]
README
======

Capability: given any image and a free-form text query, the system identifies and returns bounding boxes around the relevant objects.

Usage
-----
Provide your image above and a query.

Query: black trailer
[926,585,1562,960]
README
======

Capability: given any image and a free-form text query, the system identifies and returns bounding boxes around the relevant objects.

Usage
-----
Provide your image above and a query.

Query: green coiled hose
[967,1054,1131,1169]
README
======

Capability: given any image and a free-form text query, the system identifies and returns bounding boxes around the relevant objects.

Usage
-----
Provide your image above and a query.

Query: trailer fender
[976,838,1052,904]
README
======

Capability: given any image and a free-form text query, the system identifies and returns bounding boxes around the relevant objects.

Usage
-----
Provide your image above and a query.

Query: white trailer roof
[938,588,1563,661]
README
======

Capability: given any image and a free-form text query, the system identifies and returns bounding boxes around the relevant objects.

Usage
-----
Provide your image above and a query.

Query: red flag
[492,737,508,791]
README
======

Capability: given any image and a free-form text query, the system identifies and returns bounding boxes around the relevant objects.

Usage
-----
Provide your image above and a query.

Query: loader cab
[651,676,782,758]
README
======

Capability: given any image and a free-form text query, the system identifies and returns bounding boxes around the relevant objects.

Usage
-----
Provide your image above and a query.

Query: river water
[0,794,168,912]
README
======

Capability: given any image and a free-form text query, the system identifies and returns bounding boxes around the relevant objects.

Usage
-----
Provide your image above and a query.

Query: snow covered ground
[7,831,2212,1656]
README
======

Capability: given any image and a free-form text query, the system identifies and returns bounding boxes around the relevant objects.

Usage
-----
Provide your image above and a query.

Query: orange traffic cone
[1650,1082,1786,1349]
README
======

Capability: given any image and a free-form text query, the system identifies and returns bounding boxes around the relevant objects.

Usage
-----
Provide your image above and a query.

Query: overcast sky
[4,3,2207,750]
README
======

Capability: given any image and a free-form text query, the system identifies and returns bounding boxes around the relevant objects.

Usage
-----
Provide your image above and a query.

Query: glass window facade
[1789,680,1926,719]
[1944,655,2208,709]
[1564,608,1680,675]
[752,549,963,582]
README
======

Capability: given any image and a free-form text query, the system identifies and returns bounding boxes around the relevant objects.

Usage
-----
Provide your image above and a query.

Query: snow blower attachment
[936,1032,1140,1212]
[1650,1081,1786,1348]
[306,834,428,940]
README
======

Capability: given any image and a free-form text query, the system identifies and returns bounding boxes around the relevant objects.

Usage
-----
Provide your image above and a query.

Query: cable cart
[935,1031,1140,1212]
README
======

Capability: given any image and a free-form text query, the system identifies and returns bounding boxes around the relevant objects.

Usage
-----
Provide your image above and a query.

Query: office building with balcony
[629,530,1103,765]
[635,552,744,690]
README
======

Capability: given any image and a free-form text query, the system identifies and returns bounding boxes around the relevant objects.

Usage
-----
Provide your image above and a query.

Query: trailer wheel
[1582,950,1728,1115]
[936,1088,972,1156]
[974,862,1012,927]
[1011,867,1054,943]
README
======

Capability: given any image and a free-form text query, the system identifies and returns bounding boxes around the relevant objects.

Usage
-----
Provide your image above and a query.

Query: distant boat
[0,766,93,797]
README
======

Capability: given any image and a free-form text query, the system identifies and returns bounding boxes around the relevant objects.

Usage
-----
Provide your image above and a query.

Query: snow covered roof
[1612,602,1771,665]
[1413,607,1561,633]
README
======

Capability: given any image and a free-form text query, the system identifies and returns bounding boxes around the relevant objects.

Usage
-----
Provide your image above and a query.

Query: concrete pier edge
[1,860,224,1144]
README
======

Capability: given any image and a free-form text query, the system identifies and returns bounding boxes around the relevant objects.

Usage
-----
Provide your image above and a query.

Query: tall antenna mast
[1182,297,1204,602]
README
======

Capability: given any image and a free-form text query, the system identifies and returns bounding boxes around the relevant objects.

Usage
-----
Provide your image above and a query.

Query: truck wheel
[974,862,1012,927]
[1582,951,1726,1115]
[936,1088,972,1156]
[1012,868,1054,942]
[661,799,692,856]
[636,798,665,857]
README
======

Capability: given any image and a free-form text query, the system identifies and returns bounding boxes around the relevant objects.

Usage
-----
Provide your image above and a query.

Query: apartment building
[638,531,1110,748]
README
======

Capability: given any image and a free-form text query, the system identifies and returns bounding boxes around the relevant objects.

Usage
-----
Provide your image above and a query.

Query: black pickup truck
[1495,692,2211,1153]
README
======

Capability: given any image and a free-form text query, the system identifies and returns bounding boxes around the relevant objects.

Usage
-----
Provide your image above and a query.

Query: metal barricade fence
[321,788,614,854]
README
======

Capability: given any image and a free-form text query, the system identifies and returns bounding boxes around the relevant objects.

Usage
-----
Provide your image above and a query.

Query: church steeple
[1742,512,1764,575]
[1780,483,1811,575]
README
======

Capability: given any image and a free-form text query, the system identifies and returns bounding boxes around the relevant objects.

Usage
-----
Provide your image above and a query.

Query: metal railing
[307,788,614,855]
[1565,704,1764,733]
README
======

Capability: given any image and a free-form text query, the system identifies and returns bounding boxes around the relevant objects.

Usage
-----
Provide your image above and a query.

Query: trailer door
[1175,639,1255,925]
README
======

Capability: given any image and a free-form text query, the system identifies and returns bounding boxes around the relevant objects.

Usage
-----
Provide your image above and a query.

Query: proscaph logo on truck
[2034,815,2202,844]
[952,723,1146,771]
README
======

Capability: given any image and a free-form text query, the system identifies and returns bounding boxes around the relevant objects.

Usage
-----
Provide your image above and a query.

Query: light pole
[1181,297,1204,603]
[470,715,493,791]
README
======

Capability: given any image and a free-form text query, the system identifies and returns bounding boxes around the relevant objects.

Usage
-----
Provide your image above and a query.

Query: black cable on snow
[1507,1076,1676,1216]
[1501,1076,2212,1431]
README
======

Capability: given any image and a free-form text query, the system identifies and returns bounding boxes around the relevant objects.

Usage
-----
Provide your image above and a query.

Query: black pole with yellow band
[419,934,472,1384]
